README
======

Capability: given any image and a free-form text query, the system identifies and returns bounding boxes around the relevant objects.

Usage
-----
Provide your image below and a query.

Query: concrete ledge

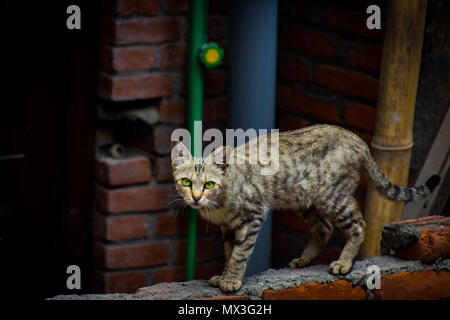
[50,256,450,300]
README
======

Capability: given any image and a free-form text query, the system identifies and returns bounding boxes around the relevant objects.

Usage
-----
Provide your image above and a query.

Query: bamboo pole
[359,0,428,258]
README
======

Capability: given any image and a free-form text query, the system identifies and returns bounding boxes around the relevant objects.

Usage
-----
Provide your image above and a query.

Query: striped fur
[172,124,440,292]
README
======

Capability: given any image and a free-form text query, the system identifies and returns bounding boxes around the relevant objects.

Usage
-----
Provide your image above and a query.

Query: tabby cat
[171,124,440,292]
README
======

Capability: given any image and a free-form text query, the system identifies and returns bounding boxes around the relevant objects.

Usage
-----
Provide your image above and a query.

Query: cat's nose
[192,193,202,201]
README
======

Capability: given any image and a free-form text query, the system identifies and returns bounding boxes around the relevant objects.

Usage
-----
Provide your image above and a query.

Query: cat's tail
[362,151,440,202]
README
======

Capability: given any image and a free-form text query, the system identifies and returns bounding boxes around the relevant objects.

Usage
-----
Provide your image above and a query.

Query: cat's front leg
[217,217,263,292]
[210,226,234,288]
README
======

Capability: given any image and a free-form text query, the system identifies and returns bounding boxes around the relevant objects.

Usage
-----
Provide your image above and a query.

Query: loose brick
[282,27,336,61]
[175,238,218,264]
[277,85,341,123]
[344,103,376,133]
[95,155,151,187]
[348,43,382,71]
[159,100,186,124]
[95,214,149,241]
[372,270,450,300]
[314,65,378,101]
[381,216,450,262]
[102,0,159,16]
[278,56,308,83]
[94,270,147,294]
[262,280,366,300]
[152,125,174,155]
[96,184,171,213]
[99,73,173,101]
[95,241,169,269]
[278,114,310,132]
[100,46,156,72]
[102,17,180,45]
[273,210,310,234]
[160,43,187,69]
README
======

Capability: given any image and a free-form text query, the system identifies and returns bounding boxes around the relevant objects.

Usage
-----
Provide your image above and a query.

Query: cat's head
[171,141,231,210]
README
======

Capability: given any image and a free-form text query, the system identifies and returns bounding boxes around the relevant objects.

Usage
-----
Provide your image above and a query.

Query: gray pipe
[228,0,278,276]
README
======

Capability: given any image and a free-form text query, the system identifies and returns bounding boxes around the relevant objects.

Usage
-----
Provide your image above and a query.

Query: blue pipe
[228,0,278,276]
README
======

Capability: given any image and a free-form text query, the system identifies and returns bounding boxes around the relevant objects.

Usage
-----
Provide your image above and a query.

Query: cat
[171,124,440,292]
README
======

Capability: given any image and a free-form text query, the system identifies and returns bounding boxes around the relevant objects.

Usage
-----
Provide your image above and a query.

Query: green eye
[204,181,215,189]
[181,178,192,187]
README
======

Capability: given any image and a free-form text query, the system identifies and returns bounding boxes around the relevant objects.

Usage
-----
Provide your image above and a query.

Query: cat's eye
[204,181,215,189]
[181,178,192,187]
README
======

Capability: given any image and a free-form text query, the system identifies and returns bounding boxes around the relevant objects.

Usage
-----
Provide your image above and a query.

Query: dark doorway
[0,1,99,299]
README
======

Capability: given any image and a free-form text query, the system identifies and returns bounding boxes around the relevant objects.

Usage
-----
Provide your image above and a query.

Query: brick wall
[93,0,229,293]
[273,0,386,268]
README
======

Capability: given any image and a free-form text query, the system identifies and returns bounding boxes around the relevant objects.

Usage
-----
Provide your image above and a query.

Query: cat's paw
[329,260,353,275]
[219,278,242,292]
[289,258,310,269]
[209,275,224,287]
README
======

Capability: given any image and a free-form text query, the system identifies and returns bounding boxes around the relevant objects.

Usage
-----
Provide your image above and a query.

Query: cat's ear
[205,145,232,171]
[171,140,193,169]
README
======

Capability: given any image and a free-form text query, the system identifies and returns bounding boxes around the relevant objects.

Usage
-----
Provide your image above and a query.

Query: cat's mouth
[188,199,203,209]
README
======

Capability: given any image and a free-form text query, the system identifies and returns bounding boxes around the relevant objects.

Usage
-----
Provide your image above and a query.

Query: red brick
[96,184,171,213]
[203,97,228,122]
[94,270,147,294]
[393,216,450,262]
[95,241,170,269]
[160,43,187,69]
[124,125,177,155]
[156,212,220,237]
[204,70,225,96]
[99,73,173,101]
[159,100,186,124]
[278,114,310,132]
[273,210,310,234]
[344,103,377,133]
[348,43,382,71]
[208,16,226,40]
[278,56,308,83]
[175,239,217,264]
[277,85,341,123]
[95,214,149,241]
[100,46,156,72]
[314,65,378,101]
[155,157,174,182]
[95,156,151,187]
[163,0,188,13]
[152,266,185,284]
[262,280,366,300]
[282,27,336,61]
[102,17,180,45]
[152,125,174,155]
[326,6,384,40]
[102,0,159,16]
[373,270,450,300]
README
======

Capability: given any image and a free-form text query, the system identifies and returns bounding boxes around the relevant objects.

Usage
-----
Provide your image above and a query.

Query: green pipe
[186,0,208,281]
